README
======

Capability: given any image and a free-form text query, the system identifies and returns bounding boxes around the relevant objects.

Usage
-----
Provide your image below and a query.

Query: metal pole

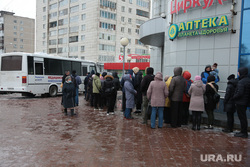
[122,45,125,76]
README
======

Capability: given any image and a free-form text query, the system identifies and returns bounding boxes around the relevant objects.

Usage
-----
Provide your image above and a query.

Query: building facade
[36,0,151,63]
[0,11,35,54]
[140,0,250,91]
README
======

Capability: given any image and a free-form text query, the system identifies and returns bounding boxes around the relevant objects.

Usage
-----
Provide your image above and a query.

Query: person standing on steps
[188,75,206,131]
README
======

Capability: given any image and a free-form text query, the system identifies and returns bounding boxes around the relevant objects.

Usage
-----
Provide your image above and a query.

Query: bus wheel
[49,86,58,97]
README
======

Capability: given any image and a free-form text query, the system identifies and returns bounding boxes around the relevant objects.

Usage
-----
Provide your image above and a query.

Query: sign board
[169,15,229,39]
[171,0,228,15]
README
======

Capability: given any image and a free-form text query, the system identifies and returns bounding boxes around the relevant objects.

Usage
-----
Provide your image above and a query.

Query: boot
[70,109,75,116]
[64,108,68,116]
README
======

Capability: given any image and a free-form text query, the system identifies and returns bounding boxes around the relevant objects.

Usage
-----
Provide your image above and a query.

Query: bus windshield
[1,56,22,71]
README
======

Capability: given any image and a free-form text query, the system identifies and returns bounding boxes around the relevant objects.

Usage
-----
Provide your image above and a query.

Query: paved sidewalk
[0,94,249,167]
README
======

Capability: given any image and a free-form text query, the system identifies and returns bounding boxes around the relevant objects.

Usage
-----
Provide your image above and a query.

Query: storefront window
[239,0,250,77]
[241,10,250,54]
[244,0,250,8]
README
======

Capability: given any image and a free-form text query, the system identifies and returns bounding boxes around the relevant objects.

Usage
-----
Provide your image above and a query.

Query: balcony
[139,17,165,47]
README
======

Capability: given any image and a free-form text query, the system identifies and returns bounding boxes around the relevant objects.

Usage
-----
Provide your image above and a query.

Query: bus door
[34,57,45,84]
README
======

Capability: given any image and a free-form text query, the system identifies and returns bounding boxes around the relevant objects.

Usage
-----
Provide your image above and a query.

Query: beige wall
[3,14,35,53]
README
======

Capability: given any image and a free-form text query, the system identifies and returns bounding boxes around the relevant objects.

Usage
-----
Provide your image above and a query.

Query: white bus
[0,52,97,96]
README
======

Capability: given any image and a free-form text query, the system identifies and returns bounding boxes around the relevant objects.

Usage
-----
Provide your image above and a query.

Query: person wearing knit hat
[222,74,238,133]
[188,75,206,130]
[204,75,219,129]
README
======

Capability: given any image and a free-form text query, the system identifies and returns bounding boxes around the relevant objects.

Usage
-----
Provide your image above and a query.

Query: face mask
[67,81,72,83]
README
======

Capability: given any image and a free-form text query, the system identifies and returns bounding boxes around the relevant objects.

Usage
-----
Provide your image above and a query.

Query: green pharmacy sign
[169,15,229,40]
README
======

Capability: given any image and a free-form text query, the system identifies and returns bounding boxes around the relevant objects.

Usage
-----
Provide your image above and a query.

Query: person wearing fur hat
[204,75,219,129]
[181,71,193,125]
[233,67,250,138]
[133,67,143,114]
[222,74,238,133]
[147,72,169,129]
[188,75,206,130]
[103,74,116,115]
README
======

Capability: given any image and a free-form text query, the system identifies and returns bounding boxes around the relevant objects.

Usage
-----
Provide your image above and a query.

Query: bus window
[72,61,81,75]
[89,66,96,73]
[35,63,43,75]
[28,56,34,75]
[62,61,71,74]
[82,66,87,76]
[44,58,63,75]
[1,56,22,71]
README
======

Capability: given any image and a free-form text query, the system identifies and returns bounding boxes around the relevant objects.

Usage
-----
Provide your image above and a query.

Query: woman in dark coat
[222,74,238,133]
[63,76,76,116]
[204,75,219,129]
[103,75,116,115]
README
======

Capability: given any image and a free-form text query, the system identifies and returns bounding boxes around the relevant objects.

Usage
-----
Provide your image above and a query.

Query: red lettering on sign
[193,0,201,7]
[184,0,192,13]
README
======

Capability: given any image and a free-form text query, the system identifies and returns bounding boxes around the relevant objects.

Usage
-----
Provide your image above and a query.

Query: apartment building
[36,0,151,63]
[0,11,35,54]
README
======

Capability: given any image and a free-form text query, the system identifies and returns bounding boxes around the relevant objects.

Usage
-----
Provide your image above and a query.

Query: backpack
[208,83,220,104]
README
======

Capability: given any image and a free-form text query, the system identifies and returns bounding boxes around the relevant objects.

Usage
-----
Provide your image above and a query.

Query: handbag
[147,104,152,120]
[208,83,220,104]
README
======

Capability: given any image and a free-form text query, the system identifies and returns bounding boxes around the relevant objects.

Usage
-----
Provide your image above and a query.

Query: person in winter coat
[123,74,137,119]
[222,74,238,133]
[188,76,206,130]
[62,76,76,116]
[164,76,172,124]
[92,73,102,110]
[201,65,219,84]
[147,72,169,129]
[71,70,82,106]
[84,72,90,99]
[204,75,219,129]
[140,67,154,124]
[61,70,71,105]
[112,72,120,109]
[103,75,116,115]
[181,71,193,125]
[121,69,135,112]
[233,67,250,138]
[169,67,186,128]
[100,72,107,108]
[87,75,94,106]
[86,70,95,102]
[133,67,143,114]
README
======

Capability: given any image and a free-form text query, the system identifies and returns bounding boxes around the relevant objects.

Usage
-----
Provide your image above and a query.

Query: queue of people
[63,64,250,138]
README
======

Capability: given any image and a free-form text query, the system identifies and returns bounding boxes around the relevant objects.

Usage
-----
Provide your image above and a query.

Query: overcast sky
[0,0,36,19]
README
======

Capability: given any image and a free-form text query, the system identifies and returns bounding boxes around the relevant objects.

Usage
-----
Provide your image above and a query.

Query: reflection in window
[240,55,250,77]
[241,10,250,54]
